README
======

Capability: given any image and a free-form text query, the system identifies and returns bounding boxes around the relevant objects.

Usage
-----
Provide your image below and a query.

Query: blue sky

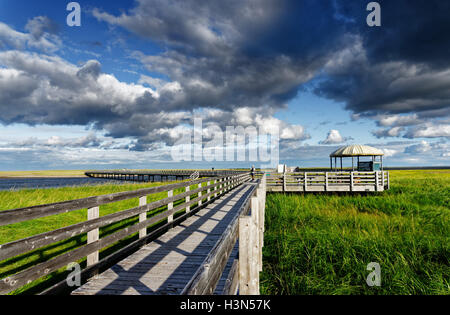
[0,0,448,170]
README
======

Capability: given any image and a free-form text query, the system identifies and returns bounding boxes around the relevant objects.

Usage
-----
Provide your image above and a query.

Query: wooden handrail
[0,173,250,295]
[0,173,249,226]
[181,179,257,295]
[182,175,267,296]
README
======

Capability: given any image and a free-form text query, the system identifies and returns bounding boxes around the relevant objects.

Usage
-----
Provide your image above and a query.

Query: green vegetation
[261,170,450,295]
[0,180,206,295]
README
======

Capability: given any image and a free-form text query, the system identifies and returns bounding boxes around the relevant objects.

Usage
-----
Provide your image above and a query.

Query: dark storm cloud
[94,0,355,113]
[314,0,450,129]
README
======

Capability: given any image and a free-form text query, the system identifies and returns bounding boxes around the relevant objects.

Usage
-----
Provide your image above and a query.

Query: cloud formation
[319,129,350,145]
[0,1,448,168]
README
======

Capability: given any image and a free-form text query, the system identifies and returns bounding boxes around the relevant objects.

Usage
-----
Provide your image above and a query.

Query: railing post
[87,206,100,267]
[325,172,329,192]
[168,190,174,223]
[214,180,218,198]
[304,172,308,192]
[207,181,211,201]
[283,173,286,192]
[381,171,385,191]
[375,172,379,192]
[198,183,203,206]
[387,172,390,190]
[139,196,147,239]
[250,196,260,294]
[186,186,191,213]
[350,172,354,192]
[256,188,265,273]
[239,216,251,295]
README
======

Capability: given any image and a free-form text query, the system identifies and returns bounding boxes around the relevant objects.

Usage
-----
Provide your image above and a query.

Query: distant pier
[85,170,247,183]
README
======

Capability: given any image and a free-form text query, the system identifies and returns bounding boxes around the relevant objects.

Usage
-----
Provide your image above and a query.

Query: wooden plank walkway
[72,182,256,295]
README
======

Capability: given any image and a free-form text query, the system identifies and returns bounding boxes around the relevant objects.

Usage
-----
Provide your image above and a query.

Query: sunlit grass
[260,170,450,295]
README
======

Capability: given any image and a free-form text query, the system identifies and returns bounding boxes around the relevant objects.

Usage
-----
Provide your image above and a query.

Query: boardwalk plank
[72,183,254,295]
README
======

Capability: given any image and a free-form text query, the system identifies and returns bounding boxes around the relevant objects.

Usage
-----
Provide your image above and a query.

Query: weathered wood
[185,186,191,213]
[238,216,251,296]
[0,175,249,294]
[87,207,100,267]
[181,210,239,295]
[0,177,231,227]
[167,190,174,223]
[375,172,379,192]
[266,171,389,193]
[72,182,255,296]
[198,184,203,207]
[0,182,220,262]
[222,259,239,295]
[207,181,211,202]
[350,172,354,192]
[181,179,255,296]
[250,197,259,294]
[139,196,147,239]
[304,172,308,192]
[0,176,248,262]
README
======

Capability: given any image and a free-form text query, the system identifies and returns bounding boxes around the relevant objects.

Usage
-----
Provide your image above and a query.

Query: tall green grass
[260,170,449,295]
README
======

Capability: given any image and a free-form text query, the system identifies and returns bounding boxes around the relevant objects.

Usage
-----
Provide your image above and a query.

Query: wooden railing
[182,175,266,295]
[266,171,389,192]
[0,173,251,295]
[85,170,247,182]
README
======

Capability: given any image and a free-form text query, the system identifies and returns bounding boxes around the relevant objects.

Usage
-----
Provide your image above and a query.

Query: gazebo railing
[266,171,389,192]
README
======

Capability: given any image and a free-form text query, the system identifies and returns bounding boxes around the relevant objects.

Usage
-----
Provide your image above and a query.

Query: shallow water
[0,177,122,191]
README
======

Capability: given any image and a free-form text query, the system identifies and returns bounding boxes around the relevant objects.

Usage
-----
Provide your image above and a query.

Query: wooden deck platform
[71,182,256,295]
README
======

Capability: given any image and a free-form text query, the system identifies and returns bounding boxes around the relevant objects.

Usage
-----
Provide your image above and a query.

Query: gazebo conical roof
[330,145,384,158]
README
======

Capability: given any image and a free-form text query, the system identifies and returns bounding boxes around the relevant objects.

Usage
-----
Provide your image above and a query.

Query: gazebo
[330,145,384,171]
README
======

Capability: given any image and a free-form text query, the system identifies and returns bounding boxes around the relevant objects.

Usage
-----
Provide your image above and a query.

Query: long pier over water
[85,170,247,182]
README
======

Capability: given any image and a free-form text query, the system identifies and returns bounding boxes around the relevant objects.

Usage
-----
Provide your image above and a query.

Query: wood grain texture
[72,182,256,295]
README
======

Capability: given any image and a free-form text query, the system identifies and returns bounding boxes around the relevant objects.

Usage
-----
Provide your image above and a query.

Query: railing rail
[266,171,389,192]
[0,173,251,295]
[182,175,266,295]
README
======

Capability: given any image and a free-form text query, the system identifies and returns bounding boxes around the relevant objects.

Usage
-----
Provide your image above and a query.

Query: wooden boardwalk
[72,182,256,295]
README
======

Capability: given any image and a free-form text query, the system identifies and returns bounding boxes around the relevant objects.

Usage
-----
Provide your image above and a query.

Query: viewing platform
[266,171,389,192]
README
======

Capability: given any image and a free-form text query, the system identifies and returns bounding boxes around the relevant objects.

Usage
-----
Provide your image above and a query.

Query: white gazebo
[330,145,384,171]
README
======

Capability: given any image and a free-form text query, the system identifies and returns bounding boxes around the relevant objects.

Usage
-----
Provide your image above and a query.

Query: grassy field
[261,170,450,295]
[0,180,204,295]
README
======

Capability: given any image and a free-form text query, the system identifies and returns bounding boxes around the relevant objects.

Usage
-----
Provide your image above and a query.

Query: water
[0,177,122,191]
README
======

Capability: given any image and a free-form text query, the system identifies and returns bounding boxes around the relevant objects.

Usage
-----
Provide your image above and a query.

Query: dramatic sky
[0,0,449,170]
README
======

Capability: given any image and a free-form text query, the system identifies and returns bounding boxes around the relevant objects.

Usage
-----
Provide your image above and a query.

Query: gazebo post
[330,145,384,174]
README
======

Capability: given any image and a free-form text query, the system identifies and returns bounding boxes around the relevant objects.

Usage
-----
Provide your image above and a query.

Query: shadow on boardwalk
[72,182,255,295]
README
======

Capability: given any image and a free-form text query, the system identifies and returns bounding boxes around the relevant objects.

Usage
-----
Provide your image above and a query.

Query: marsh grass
[0,180,209,294]
[260,170,449,295]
